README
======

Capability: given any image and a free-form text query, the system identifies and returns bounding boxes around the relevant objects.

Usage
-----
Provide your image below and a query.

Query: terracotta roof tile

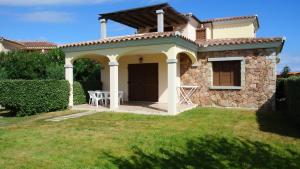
[59,32,284,51]
[196,37,284,47]
[19,41,57,49]
[288,72,300,75]
[59,31,192,48]
[202,15,257,23]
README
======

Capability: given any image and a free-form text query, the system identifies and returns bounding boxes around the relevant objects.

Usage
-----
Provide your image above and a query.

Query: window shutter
[196,29,206,40]
[213,62,220,86]
[212,61,241,86]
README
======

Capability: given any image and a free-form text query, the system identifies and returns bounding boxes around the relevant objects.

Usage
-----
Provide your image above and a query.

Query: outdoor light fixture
[139,57,143,63]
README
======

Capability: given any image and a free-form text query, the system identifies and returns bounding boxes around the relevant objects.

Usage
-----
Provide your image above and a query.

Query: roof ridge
[202,15,257,23]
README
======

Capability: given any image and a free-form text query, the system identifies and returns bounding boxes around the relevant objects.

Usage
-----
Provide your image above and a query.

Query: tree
[0,49,65,80]
[280,65,291,78]
[73,59,101,82]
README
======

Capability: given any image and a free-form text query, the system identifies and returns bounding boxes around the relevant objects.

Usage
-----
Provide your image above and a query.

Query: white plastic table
[95,91,109,106]
[177,85,199,105]
[95,91,123,107]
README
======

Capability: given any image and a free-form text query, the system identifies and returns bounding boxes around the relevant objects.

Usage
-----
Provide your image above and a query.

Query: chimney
[100,18,107,39]
[156,9,164,32]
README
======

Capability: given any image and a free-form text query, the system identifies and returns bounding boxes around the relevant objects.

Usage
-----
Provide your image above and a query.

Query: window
[196,28,206,40]
[212,61,241,86]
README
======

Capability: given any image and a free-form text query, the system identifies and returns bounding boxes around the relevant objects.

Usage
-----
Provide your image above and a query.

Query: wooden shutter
[196,29,206,40]
[212,61,241,86]
[213,62,221,86]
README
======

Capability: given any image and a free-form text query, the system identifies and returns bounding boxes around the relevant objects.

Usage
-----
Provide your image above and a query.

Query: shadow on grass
[256,96,300,139]
[105,136,300,169]
[256,110,300,139]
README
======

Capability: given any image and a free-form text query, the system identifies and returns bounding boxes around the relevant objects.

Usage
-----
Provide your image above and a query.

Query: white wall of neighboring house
[0,42,9,53]
[182,18,199,41]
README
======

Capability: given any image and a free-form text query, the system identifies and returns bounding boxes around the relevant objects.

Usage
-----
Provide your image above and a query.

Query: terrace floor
[72,102,197,115]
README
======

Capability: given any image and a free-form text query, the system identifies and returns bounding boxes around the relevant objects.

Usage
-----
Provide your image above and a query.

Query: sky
[0,0,299,73]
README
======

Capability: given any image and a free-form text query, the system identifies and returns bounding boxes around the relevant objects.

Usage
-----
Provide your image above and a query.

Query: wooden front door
[128,63,158,102]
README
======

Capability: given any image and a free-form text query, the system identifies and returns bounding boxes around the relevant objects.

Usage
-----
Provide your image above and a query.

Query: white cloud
[0,0,110,6]
[21,11,74,23]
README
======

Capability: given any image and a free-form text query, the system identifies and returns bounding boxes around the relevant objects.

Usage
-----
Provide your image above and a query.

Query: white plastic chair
[95,92,105,106]
[88,91,94,105]
[88,91,104,107]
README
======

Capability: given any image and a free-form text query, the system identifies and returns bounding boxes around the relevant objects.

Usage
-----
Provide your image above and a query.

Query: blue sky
[0,0,299,73]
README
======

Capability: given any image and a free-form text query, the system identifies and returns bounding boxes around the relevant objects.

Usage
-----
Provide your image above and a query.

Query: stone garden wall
[180,49,277,110]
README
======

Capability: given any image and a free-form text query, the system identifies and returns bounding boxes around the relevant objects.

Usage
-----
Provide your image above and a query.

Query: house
[0,37,57,53]
[277,72,300,78]
[60,3,285,115]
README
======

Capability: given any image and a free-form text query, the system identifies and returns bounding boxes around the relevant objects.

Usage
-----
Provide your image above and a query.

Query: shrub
[284,76,300,126]
[0,80,69,116]
[0,49,65,80]
[73,81,86,105]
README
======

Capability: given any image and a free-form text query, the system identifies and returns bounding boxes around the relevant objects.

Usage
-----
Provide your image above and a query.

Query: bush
[0,80,69,116]
[73,82,86,105]
[0,49,65,80]
[284,76,300,126]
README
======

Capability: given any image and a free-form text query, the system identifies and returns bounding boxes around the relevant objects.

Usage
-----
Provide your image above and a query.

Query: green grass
[0,108,299,169]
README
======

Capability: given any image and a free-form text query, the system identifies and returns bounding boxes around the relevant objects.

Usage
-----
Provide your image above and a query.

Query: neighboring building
[60,3,285,114]
[0,37,57,53]
[0,37,24,53]
[277,72,300,78]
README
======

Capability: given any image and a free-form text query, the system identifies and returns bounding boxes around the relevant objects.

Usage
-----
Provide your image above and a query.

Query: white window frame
[208,56,245,90]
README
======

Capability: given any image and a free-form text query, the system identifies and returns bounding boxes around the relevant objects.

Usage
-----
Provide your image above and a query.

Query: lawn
[0,108,299,169]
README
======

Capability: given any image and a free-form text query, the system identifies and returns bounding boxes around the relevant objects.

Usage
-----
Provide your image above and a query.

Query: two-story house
[61,3,284,115]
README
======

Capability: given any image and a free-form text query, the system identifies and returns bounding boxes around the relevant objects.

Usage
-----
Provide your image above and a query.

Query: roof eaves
[99,3,169,19]
[202,15,257,23]
[183,13,202,24]
[197,37,285,53]
[0,37,25,47]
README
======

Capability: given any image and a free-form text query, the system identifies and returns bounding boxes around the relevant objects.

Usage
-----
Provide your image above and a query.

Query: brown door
[128,63,158,102]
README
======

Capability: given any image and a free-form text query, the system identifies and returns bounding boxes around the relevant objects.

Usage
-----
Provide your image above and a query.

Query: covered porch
[72,102,197,115]
[61,32,199,115]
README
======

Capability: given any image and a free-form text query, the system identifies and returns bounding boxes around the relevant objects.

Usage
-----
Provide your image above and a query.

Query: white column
[167,58,177,115]
[109,61,119,110]
[156,9,164,32]
[100,18,107,39]
[65,63,74,107]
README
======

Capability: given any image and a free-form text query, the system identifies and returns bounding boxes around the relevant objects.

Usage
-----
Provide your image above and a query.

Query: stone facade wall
[180,49,277,110]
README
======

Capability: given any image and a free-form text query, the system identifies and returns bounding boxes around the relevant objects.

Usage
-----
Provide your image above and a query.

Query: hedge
[284,77,300,126]
[73,81,86,105]
[276,78,287,110]
[0,80,69,116]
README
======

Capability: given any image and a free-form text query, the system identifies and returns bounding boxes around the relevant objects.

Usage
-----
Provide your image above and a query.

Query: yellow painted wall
[119,54,167,102]
[212,22,256,39]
